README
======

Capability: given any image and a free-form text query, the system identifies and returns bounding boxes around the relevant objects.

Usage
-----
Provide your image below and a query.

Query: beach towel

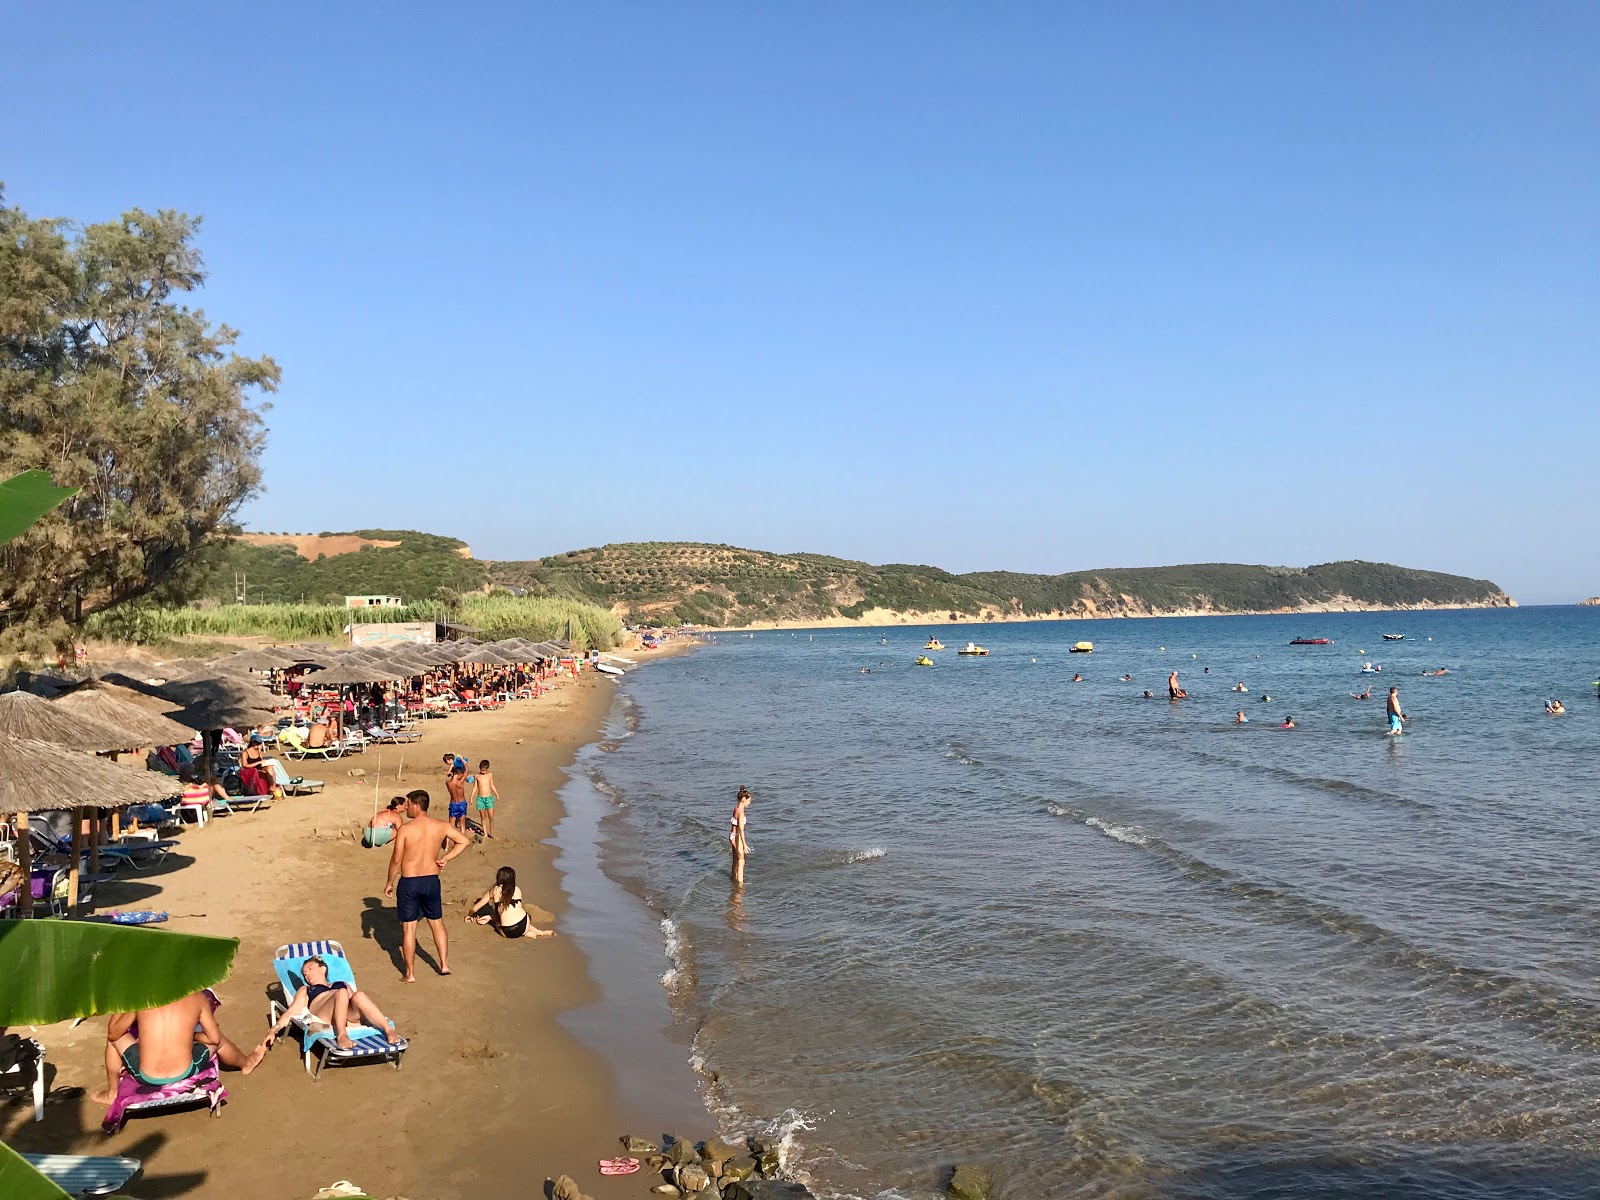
[101,1050,225,1133]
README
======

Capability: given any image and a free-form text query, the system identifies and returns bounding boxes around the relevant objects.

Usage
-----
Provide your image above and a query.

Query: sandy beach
[1,641,704,1199]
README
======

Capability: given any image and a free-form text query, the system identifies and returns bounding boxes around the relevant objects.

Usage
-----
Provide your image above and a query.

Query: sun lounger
[270,941,408,1079]
[278,729,345,760]
[0,1034,45,1122]
[20,1153,143,1197]
[364,724,422,745]
[211,793,272,816]
[264,757,323,795]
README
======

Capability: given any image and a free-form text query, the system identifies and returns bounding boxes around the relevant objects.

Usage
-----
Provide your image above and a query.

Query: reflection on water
[597,608,1600,1199]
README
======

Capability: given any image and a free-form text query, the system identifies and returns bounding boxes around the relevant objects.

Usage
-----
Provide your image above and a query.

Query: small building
[345,594,404,609]
[350,621,435,646]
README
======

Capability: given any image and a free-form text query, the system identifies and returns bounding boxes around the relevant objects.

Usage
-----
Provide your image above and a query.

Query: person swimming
[1281,716,1296,729]
[1235,711,1248,724]
[1350,685,1372,700]
[1232,682,1247,692]
[1261,694,1271,702]
[1546,699,1566,715]
[1142,690,1154,699]
[1072,673,1083,682]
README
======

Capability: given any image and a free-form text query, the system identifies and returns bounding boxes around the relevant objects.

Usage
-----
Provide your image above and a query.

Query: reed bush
[85,593,623,649]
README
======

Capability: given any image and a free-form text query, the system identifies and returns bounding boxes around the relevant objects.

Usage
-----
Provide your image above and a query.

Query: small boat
[915,655,935,667]
[924,639,945,651]
[1070,641,1094,653]
[1382,634,1405,641]
[595,661,625,677]
[957,643,989,656]
[1289,638,1332,645]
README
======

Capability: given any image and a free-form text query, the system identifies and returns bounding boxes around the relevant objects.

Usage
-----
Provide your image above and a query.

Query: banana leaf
[0,471,78,547]
[0,1140,72,1200]
[0,921,238,1025]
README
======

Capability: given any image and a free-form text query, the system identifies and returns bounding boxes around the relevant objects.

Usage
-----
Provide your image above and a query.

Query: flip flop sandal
[598,1158,641,1176]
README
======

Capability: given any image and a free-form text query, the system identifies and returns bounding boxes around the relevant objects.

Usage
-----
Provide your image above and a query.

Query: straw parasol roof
[0,734,185,812]
[163,677,282,730]
[53,683,199,746]
[218,647,302,671]
[0,691,146,753]
[302,661,401,686]
[458,645,517,666]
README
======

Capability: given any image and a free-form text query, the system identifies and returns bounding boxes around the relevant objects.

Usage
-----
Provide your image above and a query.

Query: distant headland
[212,532,1515,631]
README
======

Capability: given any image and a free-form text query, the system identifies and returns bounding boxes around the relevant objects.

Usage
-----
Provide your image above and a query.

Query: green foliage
[197,529,487,605]
[0,189,278,634]
[0,920,239,1025]
[0,1140,72,1200]
[85,592,622,650]
[489,542,1509,627]
[0,470,77,546]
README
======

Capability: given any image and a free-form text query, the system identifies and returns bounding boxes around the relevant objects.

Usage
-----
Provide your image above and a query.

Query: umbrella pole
[15,809,31,919]
[68,806,83,915]
[89,809,102,883]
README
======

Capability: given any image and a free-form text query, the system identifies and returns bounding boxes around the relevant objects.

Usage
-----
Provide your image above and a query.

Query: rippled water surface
[594,609,1600,1199]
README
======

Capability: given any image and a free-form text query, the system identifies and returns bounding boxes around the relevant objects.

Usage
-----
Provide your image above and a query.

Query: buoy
[1191,653,1197,659]
[1031,658,1036,663]
[1159,646,1165,651]
[1359,649,1366,654]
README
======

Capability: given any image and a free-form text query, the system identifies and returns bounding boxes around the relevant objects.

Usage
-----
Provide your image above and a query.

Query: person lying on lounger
[91,990,265,1106]
[464,867,554,940]
[262,956,402,1050]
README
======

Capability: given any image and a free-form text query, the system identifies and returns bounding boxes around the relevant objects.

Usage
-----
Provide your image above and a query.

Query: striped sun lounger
[270,941,408,1079]
[20,1153,143,1197]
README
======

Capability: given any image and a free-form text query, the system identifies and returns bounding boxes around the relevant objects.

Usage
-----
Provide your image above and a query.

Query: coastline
[1,643,707,1198]
[706,596,1518,633]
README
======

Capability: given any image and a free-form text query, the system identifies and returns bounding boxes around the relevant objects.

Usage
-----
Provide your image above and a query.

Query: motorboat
[924,638,945,651]
[957,643,989,656]
[1382,634,1405,641]
[914,655,935,667]
[1070,641,1094,653]
[1289,638,1332,645]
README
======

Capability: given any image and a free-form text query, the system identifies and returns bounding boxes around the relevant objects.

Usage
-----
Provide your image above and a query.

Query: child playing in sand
[472,759,499,839]
[445,763,469,833]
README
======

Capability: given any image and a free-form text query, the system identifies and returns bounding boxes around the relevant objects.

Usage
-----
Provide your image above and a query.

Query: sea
[575,607,1600,1199]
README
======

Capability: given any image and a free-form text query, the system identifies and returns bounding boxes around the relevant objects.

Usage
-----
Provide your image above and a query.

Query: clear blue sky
[6,3,1596,602]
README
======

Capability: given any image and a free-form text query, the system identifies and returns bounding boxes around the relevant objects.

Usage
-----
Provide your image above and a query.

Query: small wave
[944,743,981,766]
[660,916,687,989]
[1085,816,1149,846]
[585,766,624,804]
[841,847,886,864]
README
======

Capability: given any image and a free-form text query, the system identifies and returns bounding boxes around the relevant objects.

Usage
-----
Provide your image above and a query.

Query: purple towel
[101,1051,226,1133]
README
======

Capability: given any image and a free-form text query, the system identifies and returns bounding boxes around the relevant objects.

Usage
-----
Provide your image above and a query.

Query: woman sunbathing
[263,956,402,1050]
[465,867,554,940]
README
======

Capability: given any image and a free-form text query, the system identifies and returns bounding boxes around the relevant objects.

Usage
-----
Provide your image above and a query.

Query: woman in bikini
[263,956,401,1050]
[464,866,553,940]
[730,786,752,885]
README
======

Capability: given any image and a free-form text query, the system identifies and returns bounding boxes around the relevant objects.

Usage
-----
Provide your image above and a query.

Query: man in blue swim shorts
[384,790,472,983]
[1386,687,1406,736]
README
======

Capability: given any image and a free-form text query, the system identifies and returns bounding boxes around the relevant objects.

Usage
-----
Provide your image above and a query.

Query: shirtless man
[91,991,264,1106]
[385,789,473,982]
[1386,687,1406,736]
[1167,671,1188,700]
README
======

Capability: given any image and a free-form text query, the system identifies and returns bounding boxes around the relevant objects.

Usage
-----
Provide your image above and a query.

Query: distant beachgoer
[1386,687,1406,735]
[363,797,406,848]
[1261,694,1271,702]
[1281,716,1296,729]
[385,790,472,982]
[1546,699,1566,715]
[473,759,499,839]
[1167,671,1187,700]
[1203,667,1210,674]
[1235,711,1248,724]
[1122,674,1133,682]
[446,765,469,833]
[1233,682,1248,692]
[464,866,553,940]
[730,786,752,885]
[1143,690,1154,699]
[1072,673,1084,682]
[1350,685,1372,700]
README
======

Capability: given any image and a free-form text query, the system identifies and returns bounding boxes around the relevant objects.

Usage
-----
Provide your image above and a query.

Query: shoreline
[703,597,1518,633]
[2,642,708,1198]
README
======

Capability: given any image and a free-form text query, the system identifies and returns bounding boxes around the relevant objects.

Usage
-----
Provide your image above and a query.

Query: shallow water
[594,608,1600,1198]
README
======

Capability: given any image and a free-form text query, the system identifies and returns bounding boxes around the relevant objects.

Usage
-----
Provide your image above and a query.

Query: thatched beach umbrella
[163,677,282,731]
[217,647,301,672]
[0,691,141,753]
[303,661,402,686]
[0,733,185,918]
[53,683,199,748]
[458,645,517,666]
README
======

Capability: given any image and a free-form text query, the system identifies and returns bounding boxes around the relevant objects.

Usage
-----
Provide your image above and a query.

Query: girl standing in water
[730,786,752,885]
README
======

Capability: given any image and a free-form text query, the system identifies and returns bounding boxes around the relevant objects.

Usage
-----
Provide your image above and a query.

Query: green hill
[199,533,1513,628]
[490,543,1514,627]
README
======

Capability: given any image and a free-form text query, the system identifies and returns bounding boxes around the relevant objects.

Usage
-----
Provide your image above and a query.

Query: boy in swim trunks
[472,759,499,839]
[445,764,469,832]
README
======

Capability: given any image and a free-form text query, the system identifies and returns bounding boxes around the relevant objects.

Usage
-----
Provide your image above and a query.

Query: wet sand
[2,645,704,1199]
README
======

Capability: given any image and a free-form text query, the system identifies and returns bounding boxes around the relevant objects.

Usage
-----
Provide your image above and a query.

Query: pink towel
[102,1052,226,1133]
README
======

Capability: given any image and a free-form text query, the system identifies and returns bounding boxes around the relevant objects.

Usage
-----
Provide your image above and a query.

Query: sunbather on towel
[263,956,402,1050]
[90,991,265,1106]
